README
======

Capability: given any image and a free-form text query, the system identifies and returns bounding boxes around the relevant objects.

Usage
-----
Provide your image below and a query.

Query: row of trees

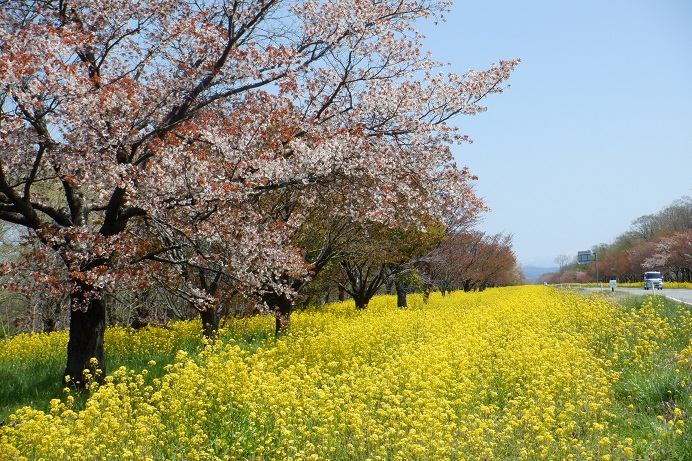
[420,223,521,294]
[543,196,692,284]
[304,217,521,309]
[0,0,519,386]
[2,215,521,334]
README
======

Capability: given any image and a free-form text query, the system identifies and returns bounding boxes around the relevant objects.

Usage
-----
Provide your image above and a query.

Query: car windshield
[645,272,661,279]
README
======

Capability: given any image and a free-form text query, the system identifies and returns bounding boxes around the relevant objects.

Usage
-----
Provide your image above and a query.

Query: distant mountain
[522,265,558,282]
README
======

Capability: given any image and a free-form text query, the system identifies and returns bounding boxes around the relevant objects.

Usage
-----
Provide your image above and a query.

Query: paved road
[609,287,692,305]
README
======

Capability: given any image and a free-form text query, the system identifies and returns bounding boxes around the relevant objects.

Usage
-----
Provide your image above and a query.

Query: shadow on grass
[0,363,64,422]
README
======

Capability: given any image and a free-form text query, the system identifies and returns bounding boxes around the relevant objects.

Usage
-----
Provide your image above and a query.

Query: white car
[643,271,663,290]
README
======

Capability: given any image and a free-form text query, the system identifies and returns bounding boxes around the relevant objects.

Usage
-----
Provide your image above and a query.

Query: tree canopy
[0,0,518,384]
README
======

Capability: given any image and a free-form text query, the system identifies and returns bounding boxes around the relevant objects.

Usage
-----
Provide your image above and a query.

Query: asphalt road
[609,287,692,305]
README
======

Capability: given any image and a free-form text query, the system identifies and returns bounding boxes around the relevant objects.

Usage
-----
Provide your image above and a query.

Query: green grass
[0,358,64,419]
[608,295,692,460]
[0,317,277,423]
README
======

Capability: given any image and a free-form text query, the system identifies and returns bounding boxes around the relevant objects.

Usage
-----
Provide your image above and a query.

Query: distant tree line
[542,195,692,284]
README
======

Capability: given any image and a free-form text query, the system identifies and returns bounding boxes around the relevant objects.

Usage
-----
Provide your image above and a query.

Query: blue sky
[420,0,692,267]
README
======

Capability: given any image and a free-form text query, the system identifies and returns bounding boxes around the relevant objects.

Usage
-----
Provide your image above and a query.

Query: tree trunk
[340,261,387,311]
[200,306,218,340]
[64,294,106,389]
[463,279,473,292]
[385,277,394,295]
[43,316,56,333]
[395,281,407,309]
[422,283,432,304]
[274,295,293,336]
[262,291,294,336]
[354,297,368,310]
[130,304,150,329]
[338,285,345,301]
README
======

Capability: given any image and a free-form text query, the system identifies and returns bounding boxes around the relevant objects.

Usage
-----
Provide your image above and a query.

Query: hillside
[522,265,558,281]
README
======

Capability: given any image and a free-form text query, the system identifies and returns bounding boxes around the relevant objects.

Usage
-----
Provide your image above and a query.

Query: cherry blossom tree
[0,0,518,386]
[642,230,692,282]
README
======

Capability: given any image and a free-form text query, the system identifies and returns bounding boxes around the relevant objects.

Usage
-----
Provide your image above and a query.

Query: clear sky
[420,0,692,267]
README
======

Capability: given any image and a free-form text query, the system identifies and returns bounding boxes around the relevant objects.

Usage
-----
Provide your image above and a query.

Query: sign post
[577,251,592,264]
[577,250,599,288]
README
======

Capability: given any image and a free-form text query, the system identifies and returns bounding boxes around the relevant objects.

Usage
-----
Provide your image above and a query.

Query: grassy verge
[609,295,692,460]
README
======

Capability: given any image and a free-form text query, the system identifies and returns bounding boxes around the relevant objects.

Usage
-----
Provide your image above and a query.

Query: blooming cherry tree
[0,0,518,385]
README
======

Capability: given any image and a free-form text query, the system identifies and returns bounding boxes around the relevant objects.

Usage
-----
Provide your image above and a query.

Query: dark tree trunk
[200,306,219,340]
[395,281,407,309]
[43,316,57,333]
[181,266,223,339]
[338,285,345,301]
[42,300,63,332]
[353,296,368,310]
[64,294,106,389]
[385,277,394,295]
[130,304,150,329]
[262,291,294,336]
[463,280,473,292]
[273,295,293,336]
[422,283,432,304]
[340,261,387,311]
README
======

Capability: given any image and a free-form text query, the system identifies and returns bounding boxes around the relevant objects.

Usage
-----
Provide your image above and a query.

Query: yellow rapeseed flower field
[1,286,691,460]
